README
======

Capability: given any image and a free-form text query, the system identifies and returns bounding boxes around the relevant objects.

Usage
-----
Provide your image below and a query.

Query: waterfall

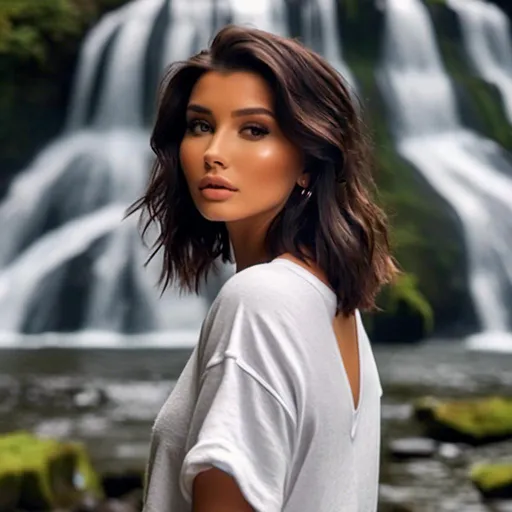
[378,0,512,351]
[2,0,361,345]
[1,0,298,344]
[447,0,512,124]
[301,0,356,89]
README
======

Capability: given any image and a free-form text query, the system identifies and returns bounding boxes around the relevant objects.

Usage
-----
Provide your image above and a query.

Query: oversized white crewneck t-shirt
[143,258,383,512]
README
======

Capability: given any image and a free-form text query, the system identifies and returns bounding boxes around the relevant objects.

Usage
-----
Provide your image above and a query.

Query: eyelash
[186,119,270,139]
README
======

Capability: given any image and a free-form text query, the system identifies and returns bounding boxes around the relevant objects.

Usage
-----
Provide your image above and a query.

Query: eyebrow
[186,104,275,118]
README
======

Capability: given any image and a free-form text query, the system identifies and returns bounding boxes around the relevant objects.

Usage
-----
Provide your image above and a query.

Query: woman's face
[180,70,306,226]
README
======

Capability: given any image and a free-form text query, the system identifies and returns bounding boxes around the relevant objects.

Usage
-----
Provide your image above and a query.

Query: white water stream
[378,0,512,351]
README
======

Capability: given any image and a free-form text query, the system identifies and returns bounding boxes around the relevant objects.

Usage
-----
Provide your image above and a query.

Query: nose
[203,132,229,170]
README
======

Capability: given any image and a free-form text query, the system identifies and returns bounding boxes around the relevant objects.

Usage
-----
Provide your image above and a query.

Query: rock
[378,503,415,512]
[470,463,512,501]
[101,470,144,499]
[0,431,103,511]
[414,396,512,445]
[122,488,143,511]
[72,493,102,512]
[73,388,107,410]
[438,442,464,460]
[96,498,138,512]
[389,437,438,460]
[378,484,415,512]
[489,501,512,512]
[21,382,108,412]
[71,492,142,512]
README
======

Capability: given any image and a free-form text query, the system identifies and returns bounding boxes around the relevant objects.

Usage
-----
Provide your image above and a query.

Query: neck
[227,217,273,272]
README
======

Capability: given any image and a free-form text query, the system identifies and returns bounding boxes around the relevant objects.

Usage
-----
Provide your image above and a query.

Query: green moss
[471,463,512,492]
[415,396,512,442]
[455,77,512,151]
[338,0,359,20]
[382,274,434,333]
[427,2,512,151]
[0,431,102,510]
[73,441,103,495]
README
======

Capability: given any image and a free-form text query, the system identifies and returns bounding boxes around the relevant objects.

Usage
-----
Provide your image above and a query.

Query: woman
[132,24,397,512]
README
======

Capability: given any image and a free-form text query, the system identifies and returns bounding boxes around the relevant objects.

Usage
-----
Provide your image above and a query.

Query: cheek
[245,144,301,191]
[179,139,202,183]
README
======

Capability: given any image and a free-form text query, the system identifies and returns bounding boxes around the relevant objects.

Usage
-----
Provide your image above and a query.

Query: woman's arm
[193,467,254,511]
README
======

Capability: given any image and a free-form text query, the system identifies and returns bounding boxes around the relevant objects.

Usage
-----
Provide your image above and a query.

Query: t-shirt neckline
[270,258,337,315]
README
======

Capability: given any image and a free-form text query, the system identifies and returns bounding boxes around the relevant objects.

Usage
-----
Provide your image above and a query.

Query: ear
[296,172,310,189]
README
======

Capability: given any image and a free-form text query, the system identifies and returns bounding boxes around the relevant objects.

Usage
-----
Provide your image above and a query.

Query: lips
[198,175,238,192]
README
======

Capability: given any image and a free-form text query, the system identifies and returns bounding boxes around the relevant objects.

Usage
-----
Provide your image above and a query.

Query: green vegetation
[425,1,512,151]
[415,396,512,444]
[0,431,102,510]
[0,0,127,69]
[349,57,467,340]
[0,0,131,187]
[2,0,511,342]
[471,463,512,493]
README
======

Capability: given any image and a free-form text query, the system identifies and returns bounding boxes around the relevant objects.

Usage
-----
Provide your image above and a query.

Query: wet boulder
[0,431,102,511]
[414,396,512,445]
[389,437,438,460]
[470,463,512,500]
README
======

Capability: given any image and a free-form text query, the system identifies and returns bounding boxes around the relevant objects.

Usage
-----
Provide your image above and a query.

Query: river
[1,340,511,511]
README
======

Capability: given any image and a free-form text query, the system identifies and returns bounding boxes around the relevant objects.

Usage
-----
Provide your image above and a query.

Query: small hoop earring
[301,187,312,199]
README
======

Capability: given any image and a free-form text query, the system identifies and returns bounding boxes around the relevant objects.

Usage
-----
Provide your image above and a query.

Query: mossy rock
[372,273,434,343]
[470,462,512,500]
[414,396,512,445]
[426,1,512,151]
[0,431,102,511]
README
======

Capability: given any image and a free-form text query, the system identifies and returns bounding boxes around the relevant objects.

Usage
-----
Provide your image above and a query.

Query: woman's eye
[187,120,211,135]
[242,125,270,139]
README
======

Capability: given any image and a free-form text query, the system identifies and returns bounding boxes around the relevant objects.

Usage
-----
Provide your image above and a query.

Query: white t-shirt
[143,258,383,512]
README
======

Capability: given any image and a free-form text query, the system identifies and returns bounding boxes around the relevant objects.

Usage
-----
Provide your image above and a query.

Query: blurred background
[0,0,511,510]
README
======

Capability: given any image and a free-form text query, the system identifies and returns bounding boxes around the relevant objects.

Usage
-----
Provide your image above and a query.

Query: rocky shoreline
[1,342,511,511]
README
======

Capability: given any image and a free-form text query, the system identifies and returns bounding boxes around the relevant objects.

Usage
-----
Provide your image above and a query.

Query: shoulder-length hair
[129,24,397,315]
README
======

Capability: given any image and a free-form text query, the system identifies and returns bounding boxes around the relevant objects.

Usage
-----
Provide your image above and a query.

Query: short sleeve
[179,356,296,512]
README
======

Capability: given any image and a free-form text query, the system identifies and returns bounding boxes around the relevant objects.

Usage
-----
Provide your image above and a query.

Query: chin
[197,203,244,223]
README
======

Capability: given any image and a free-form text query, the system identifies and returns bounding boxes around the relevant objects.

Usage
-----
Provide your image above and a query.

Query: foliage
[0,0,130,187]
[426,1,512,151]
[380,274,434,333]
[350,58,469,337]
[0,0,127,70]
[0,431,102,510]
[0,0,82,68]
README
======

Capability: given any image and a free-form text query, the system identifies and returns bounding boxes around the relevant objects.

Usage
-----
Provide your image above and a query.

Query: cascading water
[302,0,356,88]
[447,0,512,124]
[0,0,292,345]
[0,0,208,344]
[378,0,512,351]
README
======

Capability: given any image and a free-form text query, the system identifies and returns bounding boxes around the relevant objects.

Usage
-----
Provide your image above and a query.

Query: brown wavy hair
[129,24,397,315]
